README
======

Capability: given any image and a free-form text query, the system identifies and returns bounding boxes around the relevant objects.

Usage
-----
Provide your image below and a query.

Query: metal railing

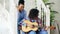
[36,0,50,34]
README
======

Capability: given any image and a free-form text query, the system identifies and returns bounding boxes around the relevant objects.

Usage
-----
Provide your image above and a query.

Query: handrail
[36,0,50,34]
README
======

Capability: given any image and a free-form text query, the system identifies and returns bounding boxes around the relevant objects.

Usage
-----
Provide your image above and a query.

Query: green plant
[50,8,58,25]
[43,0,49,3]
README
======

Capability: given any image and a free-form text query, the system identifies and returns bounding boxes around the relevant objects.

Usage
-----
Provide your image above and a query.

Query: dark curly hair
[18,0,24,5]
[29,9,39,19]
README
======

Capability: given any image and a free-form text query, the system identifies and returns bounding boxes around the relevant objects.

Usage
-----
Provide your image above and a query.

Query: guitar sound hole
[32,25,35,28]
[26,25,27,28]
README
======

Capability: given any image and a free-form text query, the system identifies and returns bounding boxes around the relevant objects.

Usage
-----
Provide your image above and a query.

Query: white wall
[0,4,10,34]
[24,0,36,16]
[0,0,17,34]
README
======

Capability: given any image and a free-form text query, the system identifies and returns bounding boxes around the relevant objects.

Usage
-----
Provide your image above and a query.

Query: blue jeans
[18,25,20,34]
[18,30,20,34]
[20,30,36,34]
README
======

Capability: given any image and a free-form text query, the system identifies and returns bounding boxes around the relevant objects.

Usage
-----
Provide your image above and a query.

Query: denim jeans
[20,30,36,34]
[18,30,20,34]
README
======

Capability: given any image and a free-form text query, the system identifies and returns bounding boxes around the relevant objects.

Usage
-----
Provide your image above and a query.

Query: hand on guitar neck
[44,26,56,30]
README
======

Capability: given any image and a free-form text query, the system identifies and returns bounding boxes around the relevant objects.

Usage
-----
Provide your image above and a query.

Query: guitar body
[22,20,38,32]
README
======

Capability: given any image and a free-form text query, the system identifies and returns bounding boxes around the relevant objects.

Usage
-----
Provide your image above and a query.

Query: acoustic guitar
[22,20,38,32]
[21,20,56,32]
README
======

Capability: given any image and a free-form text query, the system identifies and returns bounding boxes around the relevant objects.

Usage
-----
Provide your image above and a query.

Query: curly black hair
[29,9,39,19]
